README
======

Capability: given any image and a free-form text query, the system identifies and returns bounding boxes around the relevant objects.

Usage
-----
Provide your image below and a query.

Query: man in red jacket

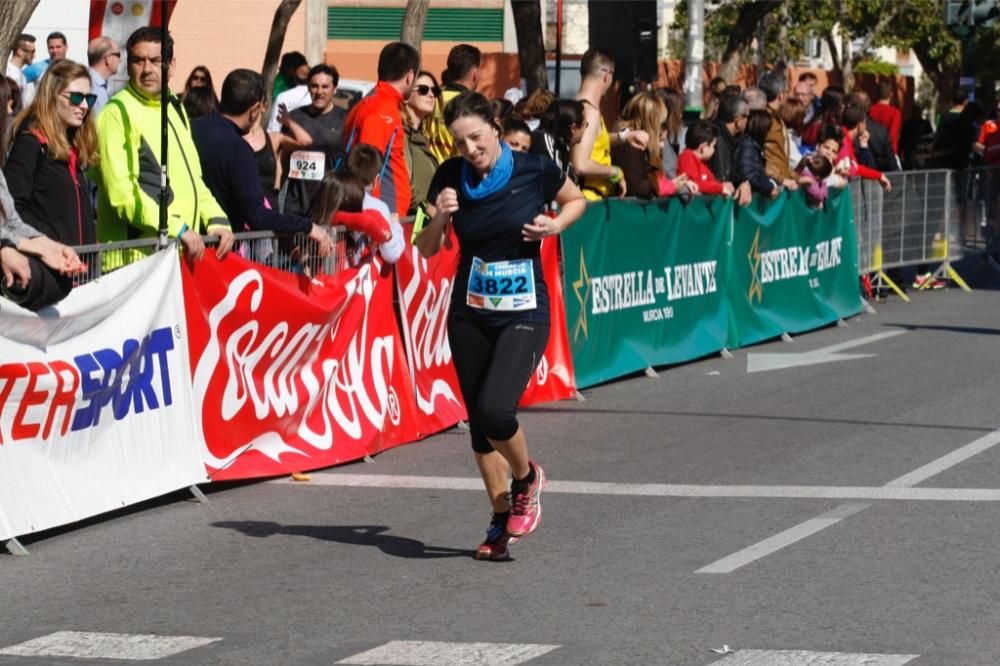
[868,80,902,156]
[677,120,735,198]
[343,41,420,217]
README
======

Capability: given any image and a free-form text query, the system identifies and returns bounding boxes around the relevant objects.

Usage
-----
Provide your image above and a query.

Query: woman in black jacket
[529,98,586,183]
[732,109,779,198]
[5,59,98,247]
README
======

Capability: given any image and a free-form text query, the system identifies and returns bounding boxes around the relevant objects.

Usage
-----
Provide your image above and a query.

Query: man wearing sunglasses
[94,26,234,262]
[87,36,121,114]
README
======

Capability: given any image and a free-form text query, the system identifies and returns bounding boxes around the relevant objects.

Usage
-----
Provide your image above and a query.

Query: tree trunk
[719,0,778,83]
[0,0,41,64]
[825,34,842,75]
[841,32,853,90]
[913,40,957,118]
[401,0,431,53]
[512,0,548,93]
[260,0,303,105]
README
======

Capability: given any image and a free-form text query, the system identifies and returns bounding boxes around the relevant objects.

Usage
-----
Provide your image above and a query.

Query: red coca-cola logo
[191,262,398,471]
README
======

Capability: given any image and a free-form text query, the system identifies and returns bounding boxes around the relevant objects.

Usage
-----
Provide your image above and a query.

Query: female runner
[416,91,585,560]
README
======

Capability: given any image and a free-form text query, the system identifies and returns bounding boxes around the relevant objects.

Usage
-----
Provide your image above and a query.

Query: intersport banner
[395,227,577,418]
[182,253,420,481]
[0,251,206,541]
[727,189,864,348]
[561,197,733,388]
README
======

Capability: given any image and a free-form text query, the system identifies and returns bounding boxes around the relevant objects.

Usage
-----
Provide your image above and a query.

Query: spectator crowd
[1,25,996,310]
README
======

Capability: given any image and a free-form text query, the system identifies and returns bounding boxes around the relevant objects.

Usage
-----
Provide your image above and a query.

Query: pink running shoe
[475,513,511,561]
[506,462,545,538]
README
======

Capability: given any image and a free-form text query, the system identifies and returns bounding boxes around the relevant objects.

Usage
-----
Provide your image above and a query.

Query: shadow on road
[211,521,475,559]
[883,322,1000,336]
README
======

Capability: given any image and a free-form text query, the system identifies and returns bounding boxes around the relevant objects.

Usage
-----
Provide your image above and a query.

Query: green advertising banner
[727,188,864,349]
[562,196,733,388]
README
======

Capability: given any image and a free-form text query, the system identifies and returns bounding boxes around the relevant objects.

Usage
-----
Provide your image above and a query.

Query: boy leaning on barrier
[341,144,404,265]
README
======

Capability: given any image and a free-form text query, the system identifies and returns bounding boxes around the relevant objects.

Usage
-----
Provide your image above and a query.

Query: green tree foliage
[670,0,998,110]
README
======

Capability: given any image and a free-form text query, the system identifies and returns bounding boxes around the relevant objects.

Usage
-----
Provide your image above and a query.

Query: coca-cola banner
[183,254,420,481]
[395,230,577,428]
[0,250,206,541]
[520,237,578,406]
[395,230,467,436]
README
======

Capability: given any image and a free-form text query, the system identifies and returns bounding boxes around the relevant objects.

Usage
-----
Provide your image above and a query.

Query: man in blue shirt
[87,36,120,114]
[23,31,67,105]
[191,68,333,253]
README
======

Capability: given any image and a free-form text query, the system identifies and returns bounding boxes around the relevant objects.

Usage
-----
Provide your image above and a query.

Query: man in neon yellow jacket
[94,26,233,261]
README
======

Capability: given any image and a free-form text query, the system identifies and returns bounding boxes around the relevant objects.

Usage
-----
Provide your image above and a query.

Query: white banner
[0,250,206,541]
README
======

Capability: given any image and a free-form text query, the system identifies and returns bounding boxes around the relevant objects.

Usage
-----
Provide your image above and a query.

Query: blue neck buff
[461,141,513,201]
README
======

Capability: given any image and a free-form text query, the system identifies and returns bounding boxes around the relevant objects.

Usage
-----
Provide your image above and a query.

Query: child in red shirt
[677,120,735,197]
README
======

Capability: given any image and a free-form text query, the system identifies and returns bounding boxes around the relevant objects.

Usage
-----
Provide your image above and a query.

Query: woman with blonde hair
[611,91,693,199]
[403,70,443,214]
[5,59,98,247]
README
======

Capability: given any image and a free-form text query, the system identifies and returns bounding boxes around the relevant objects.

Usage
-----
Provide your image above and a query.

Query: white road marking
[695,502,871,574]
[699,427,1000,574]
[0,631,221,661]
[275,472,1000,502]
[886,427,1000,488]
[335,640,560,665]
[746,330,907,373]
[712,649,918,665]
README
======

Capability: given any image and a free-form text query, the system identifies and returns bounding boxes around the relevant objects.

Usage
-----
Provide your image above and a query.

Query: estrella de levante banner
[727,188,864,348]
[561,196,733,388]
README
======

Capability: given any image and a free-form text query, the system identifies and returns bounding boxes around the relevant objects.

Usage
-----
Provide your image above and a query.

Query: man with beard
[281,64,347,218]
[343,41,420,216]
[191,68,332,255]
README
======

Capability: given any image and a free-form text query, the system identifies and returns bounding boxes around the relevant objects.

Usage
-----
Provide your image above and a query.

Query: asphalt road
[3,265,1000,666]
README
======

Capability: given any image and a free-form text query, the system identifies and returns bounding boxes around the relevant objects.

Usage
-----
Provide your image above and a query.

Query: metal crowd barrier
[71,226,350,288]
[850,168,974,298]
[956,166,1000,259]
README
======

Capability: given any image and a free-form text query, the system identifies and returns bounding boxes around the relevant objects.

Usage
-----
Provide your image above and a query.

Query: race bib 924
[289,150,326,181]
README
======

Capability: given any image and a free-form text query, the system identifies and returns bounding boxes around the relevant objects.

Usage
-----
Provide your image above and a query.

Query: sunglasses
[63,91,98,107]
[414,84,440,97]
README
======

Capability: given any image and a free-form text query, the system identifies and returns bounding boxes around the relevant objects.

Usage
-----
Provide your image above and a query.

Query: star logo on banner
[747,228,763,305]
[572,246,591,342]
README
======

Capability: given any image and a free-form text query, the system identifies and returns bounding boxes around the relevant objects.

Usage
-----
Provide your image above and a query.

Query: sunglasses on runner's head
[63,91,98,107]
[414,84,441,97]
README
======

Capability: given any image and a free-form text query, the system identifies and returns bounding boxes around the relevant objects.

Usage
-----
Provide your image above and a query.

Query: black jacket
[709,119,740,183]
[4,129,96,246]
[856,116,897,172]
[732,137,776,196]
[192,113,310,234]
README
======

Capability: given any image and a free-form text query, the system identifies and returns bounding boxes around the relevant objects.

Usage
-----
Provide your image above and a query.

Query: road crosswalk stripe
[0,631,222,661]
[710,649,919,665]
[335,640,560,665]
